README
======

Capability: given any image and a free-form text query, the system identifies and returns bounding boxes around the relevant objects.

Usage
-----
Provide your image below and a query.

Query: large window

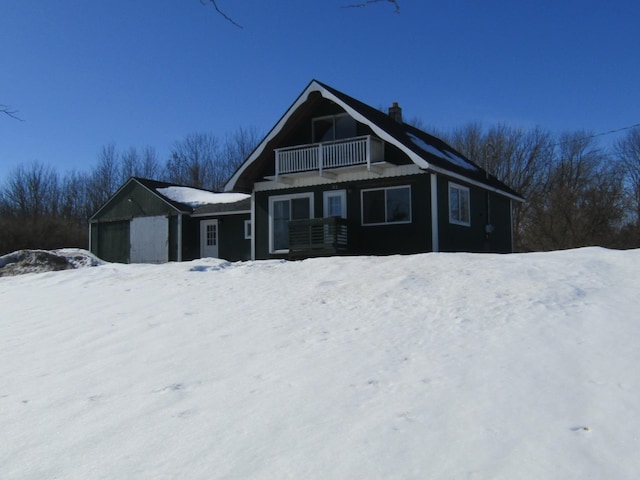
[269,193,314,252]
[312,114,357,143]
[449,182,470,226]
[361,186,411,225]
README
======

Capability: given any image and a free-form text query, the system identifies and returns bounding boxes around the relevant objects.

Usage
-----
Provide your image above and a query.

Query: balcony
[288,217,348,259]
[274,135,384,181]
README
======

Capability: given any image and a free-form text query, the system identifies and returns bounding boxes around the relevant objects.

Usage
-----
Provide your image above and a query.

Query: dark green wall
[436,176,513,253]
[255,175,432,259]
[91,180,182,263]
[93,181,178,221]
[218,214,251,261]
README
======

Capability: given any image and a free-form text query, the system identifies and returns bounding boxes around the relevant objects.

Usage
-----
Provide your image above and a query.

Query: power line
[550,122,640,148]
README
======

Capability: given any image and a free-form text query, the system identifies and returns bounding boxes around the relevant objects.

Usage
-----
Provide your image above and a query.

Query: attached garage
[90,177,251,263]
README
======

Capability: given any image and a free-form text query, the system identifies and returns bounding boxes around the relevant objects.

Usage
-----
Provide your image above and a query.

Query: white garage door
[130,216,169,263]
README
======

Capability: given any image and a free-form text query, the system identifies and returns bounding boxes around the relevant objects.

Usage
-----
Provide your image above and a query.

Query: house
[89,177,251,263]
[224,80,524,260]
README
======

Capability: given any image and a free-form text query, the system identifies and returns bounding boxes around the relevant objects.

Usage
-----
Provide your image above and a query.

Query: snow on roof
[156,186,250,207]
[406,133,479,171]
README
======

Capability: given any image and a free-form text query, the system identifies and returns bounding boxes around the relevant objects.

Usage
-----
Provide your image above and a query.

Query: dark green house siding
[255,174,433,259]
[436,176,513,253]
[217,214,251,261]
[90,179,251,263]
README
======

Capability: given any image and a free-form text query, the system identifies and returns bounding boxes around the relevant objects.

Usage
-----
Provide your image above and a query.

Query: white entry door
[201,219,219,258]
[130,216,169,263]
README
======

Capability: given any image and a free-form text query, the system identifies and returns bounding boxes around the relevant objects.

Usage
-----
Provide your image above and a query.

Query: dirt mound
[0,249,103,277]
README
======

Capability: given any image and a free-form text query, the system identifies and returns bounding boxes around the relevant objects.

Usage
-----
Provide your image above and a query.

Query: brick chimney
[388,102,402,123]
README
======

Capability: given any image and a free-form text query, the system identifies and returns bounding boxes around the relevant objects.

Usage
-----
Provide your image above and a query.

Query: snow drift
[1,248,639,479]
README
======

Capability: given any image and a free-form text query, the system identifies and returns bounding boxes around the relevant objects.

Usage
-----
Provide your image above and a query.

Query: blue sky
[1,0,639,182]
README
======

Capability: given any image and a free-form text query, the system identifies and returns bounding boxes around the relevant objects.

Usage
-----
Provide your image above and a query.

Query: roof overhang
[89,177,188,222]
[225,80,524,202]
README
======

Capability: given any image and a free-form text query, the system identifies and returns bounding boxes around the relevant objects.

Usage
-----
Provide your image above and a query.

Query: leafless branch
[201,0,243,28]
[342,0,400,14]
[1,104,23,121]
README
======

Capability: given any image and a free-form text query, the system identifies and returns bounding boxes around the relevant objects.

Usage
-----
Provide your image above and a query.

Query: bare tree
[202,0,400,28]
[343,0,400,13]
[166,132,220,190]
[221,126,262,180]
[527,133,626,250]
[1,104,23,121]
[2,162,60,219]
[444,123,555,250]
[87,143,121,213]
[615,127,640,224]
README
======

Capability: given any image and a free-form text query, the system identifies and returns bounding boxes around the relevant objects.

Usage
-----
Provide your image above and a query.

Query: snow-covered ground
[1,248,639,479]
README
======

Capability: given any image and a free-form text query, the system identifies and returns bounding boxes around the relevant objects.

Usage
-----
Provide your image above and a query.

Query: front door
[200,219,219,258]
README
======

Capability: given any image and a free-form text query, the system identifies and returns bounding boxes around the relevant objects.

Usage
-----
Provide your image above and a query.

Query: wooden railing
[275,135,384,179]
[288,217,348,259]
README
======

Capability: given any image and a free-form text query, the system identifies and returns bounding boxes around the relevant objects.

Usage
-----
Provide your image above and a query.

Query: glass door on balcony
[312,114,356,142]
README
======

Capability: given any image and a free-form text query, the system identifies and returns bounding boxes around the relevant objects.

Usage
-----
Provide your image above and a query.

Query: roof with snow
[225,80,523,201]
[136,178,250,213]
[90,177,250,220]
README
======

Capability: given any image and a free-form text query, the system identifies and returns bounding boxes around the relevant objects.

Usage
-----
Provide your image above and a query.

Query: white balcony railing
[274,135,384,179]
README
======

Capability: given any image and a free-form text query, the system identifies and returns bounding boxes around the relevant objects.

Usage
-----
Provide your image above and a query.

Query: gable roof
[225,80,523,201]
[90,177,250,221]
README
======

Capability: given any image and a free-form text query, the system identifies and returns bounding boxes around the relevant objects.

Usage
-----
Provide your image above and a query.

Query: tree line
[1,124,639,256]
[436,124,640,251]
[0,127,261,254]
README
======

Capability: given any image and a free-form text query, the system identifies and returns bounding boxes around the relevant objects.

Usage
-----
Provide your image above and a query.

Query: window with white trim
[312,113,357,143]
[361,185,411,225]
[244,220,252,240]
[449,182,470,226]
[268,193,314,253]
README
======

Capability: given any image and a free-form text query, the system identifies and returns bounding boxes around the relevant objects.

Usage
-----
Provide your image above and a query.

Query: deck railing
[288,217,348,259]
[275,135,384,179]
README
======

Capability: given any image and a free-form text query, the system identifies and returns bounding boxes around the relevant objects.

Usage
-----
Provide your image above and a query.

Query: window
[323,190,347,219]
[312,114,357,143]
[449,183,470,226]
[269,193,314,253]
[361,186,411,225]
[206,223,217,246]
[244,220,252,240]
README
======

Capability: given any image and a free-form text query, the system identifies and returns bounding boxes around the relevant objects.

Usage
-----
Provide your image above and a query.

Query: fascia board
[225,81,523,202]
[89,178,185,221]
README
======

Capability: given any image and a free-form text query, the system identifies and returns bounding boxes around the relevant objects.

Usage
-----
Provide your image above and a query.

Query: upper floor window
[449,182,470,226]
[312,114,357,143]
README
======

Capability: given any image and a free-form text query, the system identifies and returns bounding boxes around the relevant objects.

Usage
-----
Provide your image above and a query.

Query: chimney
[388,102,402,123]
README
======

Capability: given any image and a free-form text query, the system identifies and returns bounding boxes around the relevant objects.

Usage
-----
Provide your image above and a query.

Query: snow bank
[0,249,102,277]
[1,248,639,479]
[157,186,249,207]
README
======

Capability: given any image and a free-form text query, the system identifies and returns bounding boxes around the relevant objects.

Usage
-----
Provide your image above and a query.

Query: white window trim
[360,185,412,226]
[268,192,314,254]
[244,219,252,240]
[448,182,471,227]
[312,113,352,143]
[323,189,347,219]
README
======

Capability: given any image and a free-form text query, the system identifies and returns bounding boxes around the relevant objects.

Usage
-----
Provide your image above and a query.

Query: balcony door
[312,114,356,143]
[269,192,314,254]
